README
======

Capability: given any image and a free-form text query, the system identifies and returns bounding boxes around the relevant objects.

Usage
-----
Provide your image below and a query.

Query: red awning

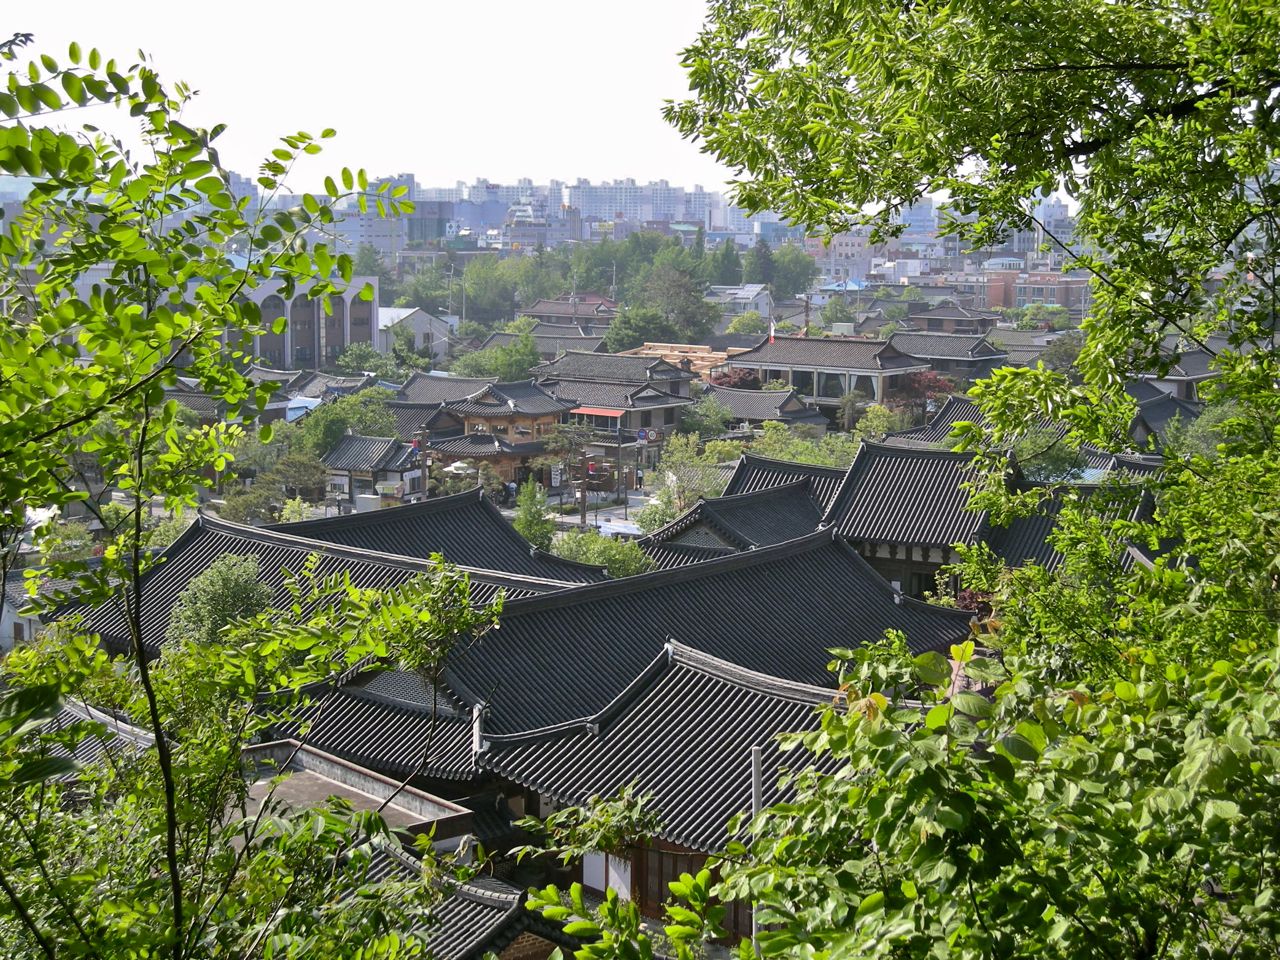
[572,406,624,417]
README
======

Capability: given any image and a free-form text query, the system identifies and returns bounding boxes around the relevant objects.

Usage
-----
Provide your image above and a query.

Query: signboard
[550,466,562,488]
[655,431,665,441]
[636,428,648,441]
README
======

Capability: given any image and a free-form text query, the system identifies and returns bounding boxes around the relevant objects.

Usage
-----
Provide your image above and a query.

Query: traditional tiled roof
[44,701,154,776]
[905,304,1000,323]
[289,372,379,400]
[426,876,576,960]
[480,332,605,357]
[723,336,928,372]
[1133,391,1204,445]
[523,298,618,321]
[387,402,439,441]
[720,454,850,512]
[168,389,223,419]
[1151,348,1215,380]
[821,442,991,547]
[444,530,972,735]
[398,372,498,405]
[72,514,575,657]
[422,433,545,459]
[528,320,609,337]
[888,332,1007,361]
[541,379,690,411]
[639,541,737,571]
[642,482,822,552]
[479,643,842,852]
[439,380,573,418]
[246,363,305,386]
[888,396,1140,471]
[532,351,693,383]
[271,488,605,583]
[322,435,411,473]
[988,482,1153,572]
[704,385,827,425]
[283,671,477,781]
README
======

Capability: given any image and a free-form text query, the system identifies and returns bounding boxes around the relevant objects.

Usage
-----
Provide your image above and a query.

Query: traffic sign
[636,428,648,441]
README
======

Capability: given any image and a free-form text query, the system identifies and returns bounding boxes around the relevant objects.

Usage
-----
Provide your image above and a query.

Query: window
[640,411,653,428]
[663,407,676,425]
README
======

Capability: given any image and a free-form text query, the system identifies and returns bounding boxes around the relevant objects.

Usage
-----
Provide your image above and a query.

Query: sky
[13,0,736,193]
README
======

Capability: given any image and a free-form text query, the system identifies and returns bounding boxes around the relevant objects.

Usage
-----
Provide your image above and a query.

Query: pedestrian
[635,468,644,491]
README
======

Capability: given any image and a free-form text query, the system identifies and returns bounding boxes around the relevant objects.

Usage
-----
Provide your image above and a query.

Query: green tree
[164,554,272,649]
[512,479,555,551]
[639,262,719,342]
[278,496,311,522]
[710,241,743,286]
[820,298,856,328]
[0,36,449,959]
[551,530,655,579]
[635,435,731,532]
[724,310,768,335]
[36,519,96,564]
[680,394,734,437]
[461,253,517,326]
[451,332,541,381]
[331,341,412,381]
[1039,330,1085,382]
[750,420,859,467]
[741,237,776,286]
[297,388,397,458]
[770,244,819,300]
[602,306,679,352]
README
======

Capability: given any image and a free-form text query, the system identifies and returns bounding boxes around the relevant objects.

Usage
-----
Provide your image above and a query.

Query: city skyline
[14,0,736,193]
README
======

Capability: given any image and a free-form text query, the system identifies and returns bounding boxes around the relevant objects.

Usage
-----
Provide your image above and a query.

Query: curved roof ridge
[197,512,579,591]
[668,641,844,704]
[732,451,849,474]
[497,528,841,616]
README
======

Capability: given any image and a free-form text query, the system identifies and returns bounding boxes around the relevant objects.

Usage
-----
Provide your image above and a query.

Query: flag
[768,317,776,344]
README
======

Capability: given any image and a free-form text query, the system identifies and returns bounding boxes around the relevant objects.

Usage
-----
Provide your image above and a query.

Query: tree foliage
[741,237,775,286]
[451,332,540,381]
[680,394,734,437]
[725,310,768,335]
[512,479,555,552]
[551,530,655,579]
[164,554,272,649]
[601,306,678,353]
[296,388,397,458]
[770,244,819,301]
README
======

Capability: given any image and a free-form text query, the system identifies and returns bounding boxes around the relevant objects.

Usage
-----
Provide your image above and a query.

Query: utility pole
[579,451,589,527]
[616,425,625,520]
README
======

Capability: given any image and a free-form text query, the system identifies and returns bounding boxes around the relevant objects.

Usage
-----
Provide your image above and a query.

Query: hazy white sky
[14,0,734,191]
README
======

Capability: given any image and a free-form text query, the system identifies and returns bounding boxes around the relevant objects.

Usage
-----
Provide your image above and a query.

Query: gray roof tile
[725,336,928,372]
[444,530,972,735]
[271,488,605,582]
[479,643,843,851]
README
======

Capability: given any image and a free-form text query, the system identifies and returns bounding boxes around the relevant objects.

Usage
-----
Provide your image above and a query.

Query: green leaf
[855,891,884,919]
[1114,680,1137,702]
[913,651,951,687]
[952,691,993,718]
[925,703,951,730]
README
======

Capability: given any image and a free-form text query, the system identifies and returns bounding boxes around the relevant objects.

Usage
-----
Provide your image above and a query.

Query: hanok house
[532,352,696,468]
[701,383,829,430]
[638,481,824,570]
[444,533,971,936]
[322,434,421,504]
[521,295,618,329]
[820,442,1001,597]
[719,336,930,406]
[416,380,574,486]
[903,303,1000,333]
[887,331,1009,381]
